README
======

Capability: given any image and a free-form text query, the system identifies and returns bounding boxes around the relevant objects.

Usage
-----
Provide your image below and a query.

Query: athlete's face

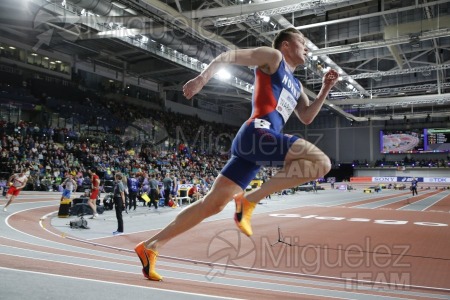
[292,34,308,65]
[285,33,308,66]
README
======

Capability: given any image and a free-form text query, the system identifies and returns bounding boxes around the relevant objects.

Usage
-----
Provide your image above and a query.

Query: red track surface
[1,190,450,299]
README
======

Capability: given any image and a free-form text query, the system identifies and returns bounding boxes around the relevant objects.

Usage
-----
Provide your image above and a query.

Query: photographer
[113,172,126,236]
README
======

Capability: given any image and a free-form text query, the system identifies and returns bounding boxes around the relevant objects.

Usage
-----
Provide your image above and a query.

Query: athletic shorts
[221,121,299,190]
[90,189,99,200]
[7,186,21,196]
[62,189,72,199]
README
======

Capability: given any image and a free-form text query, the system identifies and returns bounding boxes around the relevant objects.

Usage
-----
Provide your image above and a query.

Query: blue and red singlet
[221,58,302,189]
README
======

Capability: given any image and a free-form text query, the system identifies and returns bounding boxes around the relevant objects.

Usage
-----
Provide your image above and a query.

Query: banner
[397,177,423,182]
[423,177,450,183]
[372,177,397,182]
[350,177,372,182]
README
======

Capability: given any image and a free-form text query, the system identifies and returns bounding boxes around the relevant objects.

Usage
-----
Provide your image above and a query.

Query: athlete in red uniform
[3,171,28,212]
[87,169,100,218]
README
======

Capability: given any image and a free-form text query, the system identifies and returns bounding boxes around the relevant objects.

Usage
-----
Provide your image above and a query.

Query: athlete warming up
[135,27,339,281]
[3,170,28,212]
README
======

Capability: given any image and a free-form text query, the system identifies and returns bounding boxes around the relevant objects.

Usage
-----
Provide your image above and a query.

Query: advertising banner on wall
[423,177,450,183]
[372,177,397,182]
[350,177,450,183]
[397,177,424,182]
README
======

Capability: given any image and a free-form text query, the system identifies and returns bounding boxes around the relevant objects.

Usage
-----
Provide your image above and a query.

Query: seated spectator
[188,185,200,202]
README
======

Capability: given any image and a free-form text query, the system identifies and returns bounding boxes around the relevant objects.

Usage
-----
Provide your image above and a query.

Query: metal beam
[309,28,450,57]
[261,0,450,34]
[186,0,304,19]
[346,64,450,80]
[329,93,450,106]
[213,0,360,27]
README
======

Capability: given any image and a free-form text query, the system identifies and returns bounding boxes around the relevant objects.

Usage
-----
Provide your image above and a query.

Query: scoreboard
[425,128,450,152]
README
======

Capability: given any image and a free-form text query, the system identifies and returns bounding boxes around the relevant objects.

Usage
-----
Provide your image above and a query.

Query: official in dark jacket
[113,173,126,235]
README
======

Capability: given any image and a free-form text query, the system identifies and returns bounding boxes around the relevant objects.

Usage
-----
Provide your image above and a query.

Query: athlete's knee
[317,154,331,173]
[292,153,331,178]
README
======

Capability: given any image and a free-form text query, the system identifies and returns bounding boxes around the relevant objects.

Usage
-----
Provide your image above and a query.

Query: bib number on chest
[276,88,297,123]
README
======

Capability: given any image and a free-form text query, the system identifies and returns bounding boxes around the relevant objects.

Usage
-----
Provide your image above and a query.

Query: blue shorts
[221,121,299,190]
[62,189,72,199]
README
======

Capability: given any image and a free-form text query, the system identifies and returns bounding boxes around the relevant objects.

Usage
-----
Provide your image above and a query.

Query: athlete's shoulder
[252,48,282,74]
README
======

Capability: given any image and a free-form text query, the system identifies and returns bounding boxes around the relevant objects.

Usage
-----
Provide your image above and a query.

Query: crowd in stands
[0,120,228,195]
[0,70,273,202]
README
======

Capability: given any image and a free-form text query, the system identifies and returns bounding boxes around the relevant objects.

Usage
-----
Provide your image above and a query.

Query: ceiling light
[350,45,360,56]
[111,1,127,9]
[124,8,137,15]
[216,69,231,80]
[409,33,421,48]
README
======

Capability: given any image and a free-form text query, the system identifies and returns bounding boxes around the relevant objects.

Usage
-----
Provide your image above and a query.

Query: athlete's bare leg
[245,139,331,202]
[4,195,16,209]
[144,175,242,250]
[88,199,97,215]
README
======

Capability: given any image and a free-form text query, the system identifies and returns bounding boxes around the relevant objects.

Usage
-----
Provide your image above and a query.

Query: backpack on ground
[70,217,89,229]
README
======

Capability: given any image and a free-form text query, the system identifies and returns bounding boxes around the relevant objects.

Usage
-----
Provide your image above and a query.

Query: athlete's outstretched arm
[183,47,281,100]
[295,69,339,125]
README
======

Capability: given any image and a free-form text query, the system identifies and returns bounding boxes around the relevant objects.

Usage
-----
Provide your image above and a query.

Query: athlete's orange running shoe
[134,242,163,281]
[234,193,257,237]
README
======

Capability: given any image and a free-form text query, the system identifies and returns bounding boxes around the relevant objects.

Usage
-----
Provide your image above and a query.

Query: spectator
[112,172,126,235]
[60,173,77,201]
[127,173,139,210]
[188,184,200,202]
[147,173,159,210]
[162,172,172,206]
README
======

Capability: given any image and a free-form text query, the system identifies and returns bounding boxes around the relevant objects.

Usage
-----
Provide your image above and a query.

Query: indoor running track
[1,189,450,300]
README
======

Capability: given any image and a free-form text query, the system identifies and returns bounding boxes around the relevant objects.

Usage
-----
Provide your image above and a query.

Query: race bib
[276,88,297,123]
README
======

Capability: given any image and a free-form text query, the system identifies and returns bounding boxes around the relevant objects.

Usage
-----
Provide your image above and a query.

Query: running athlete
[87,169,100,218]
[135,28,339,281]
[60,173,77,202]
[3,170,28,212]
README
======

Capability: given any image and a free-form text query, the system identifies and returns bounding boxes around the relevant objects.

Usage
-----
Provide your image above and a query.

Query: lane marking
[0,266,237,299]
